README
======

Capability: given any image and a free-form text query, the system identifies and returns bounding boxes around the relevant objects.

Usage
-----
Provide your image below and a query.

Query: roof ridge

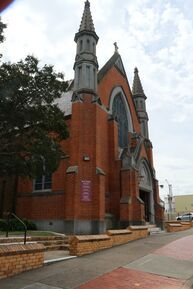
[98,52,126,82]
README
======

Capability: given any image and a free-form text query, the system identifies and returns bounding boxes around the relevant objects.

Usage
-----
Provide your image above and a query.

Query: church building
[16,1,164,234]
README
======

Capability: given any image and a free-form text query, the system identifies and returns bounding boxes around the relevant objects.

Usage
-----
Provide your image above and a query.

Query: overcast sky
[1,0,193,199]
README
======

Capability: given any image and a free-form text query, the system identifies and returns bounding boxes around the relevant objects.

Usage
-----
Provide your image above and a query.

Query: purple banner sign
[81,180,92,202]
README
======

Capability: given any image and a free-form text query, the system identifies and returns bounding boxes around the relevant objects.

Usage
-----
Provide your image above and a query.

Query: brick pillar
[153,179,164,228]
[120,168,144,227]
[107,119,121,223]
[146,145,153,167]
[64,95,106,234]
[120,169,131,227]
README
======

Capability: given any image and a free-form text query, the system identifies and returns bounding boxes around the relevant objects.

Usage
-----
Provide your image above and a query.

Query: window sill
[17,190,64,197]
[33,189,52,193]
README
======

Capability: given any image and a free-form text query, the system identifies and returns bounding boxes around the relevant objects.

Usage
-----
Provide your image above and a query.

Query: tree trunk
[0,179,6,217]
[12,175,18,214]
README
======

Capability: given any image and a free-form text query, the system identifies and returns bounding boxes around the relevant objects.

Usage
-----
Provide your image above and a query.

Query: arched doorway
[139,160,155,223]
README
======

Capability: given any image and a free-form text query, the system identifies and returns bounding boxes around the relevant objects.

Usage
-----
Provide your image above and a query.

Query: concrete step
[38,240,69,246]
[33,236,70,251]
[147,224,157,229]
[148,227,162,234]
[31,236,68,241]
[45,244,69,251]
[0,235,68,243]
[0,235,70,251]
[44,250,76,265]
[0,237,31,244]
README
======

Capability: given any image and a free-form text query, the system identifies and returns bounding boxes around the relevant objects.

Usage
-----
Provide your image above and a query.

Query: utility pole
[165,179,173,219]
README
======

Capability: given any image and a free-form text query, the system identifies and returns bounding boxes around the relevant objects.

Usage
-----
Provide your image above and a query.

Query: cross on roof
[114,42,119,53]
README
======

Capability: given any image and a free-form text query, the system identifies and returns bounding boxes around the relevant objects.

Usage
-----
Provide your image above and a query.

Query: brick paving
[74,233,193,289]
[75,268,185,289]
[154,235,193,260]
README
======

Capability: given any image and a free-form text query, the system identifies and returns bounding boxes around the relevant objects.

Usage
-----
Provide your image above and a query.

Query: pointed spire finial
[132,67,145,96]
[85,0,90,8]
[73,0,99,96]
[78,0,95,32]
[114,42,119,53]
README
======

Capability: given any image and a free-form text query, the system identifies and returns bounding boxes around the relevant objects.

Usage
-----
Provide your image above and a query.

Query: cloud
[1,0,193,196]
[155,153,193,197]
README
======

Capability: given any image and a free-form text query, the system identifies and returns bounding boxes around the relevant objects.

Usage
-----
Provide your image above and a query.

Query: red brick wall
[64,95,106,220]
[119,168,145,223]
[16,194,65,220]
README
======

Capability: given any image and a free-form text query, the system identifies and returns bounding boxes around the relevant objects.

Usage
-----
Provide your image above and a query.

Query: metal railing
[5,212,27,244]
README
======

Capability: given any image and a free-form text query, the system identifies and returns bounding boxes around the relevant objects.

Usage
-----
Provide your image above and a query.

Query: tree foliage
[0,55,69,177]
[0,18,6,43]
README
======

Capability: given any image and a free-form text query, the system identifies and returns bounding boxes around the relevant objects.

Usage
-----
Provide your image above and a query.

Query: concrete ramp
[124,253,193,279]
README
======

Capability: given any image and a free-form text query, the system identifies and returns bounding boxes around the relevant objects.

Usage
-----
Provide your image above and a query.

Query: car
[176,212,193,221]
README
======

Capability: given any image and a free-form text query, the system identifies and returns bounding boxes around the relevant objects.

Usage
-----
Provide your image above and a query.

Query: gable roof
[98,52,127,82]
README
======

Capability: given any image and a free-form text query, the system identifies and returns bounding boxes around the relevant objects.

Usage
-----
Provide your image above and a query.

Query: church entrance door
[139,190,150,222]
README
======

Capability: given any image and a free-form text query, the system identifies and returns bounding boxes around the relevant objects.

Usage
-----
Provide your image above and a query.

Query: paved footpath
[1,229,193,289]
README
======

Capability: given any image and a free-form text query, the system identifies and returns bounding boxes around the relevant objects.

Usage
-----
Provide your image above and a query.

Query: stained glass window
[112,94,128,148]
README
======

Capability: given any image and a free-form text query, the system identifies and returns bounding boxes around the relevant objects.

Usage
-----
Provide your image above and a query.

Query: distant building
[175,195,193,214]
[164,194,193,215]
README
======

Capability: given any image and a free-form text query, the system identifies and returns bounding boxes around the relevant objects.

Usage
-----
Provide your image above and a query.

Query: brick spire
[79,0,95,32]
[132,67,145,96]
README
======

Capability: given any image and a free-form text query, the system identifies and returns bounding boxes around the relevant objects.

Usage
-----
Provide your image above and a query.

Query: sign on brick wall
[81,180,92,202]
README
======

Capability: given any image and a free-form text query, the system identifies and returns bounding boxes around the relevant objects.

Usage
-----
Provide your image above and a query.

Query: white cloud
[1,0,193,196]
[1,3,47,60]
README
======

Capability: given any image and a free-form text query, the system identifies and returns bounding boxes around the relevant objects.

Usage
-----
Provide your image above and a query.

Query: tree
[0,55,69,178]
[0,19,69,215]
[0,18,6,43]
[0,18,6,61]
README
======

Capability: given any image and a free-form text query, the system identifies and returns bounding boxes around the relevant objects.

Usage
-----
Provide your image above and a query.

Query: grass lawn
[0,230,58,237]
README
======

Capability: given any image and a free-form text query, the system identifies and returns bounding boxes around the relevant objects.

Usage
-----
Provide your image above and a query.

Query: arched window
[77,66,82,87]
[87,39,90,51]
[80,40,83,51]
[86,65,90,87]
[93,42,96,53]
[139,161,152,188]
[112,94,128,148]
[93,68,96,90]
